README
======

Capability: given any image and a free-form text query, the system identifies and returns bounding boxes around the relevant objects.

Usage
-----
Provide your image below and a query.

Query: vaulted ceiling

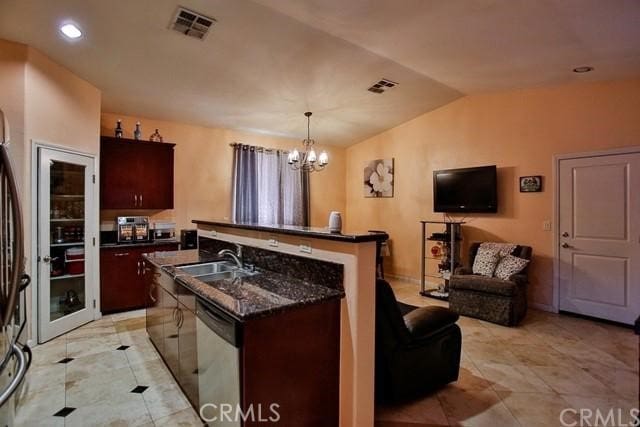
[1,0,639,146]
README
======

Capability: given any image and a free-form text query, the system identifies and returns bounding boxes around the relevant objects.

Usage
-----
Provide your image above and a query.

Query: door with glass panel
[37,147,96,342]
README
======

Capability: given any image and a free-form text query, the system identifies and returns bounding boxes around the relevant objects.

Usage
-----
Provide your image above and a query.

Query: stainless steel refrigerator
[0,108,31,424]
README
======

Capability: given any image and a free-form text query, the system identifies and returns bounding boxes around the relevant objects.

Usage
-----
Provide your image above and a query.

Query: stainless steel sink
[176,261,258,283]
[176,261,236,276]
[197,269,257,283]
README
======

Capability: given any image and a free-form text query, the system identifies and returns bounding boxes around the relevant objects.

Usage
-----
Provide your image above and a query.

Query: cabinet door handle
[136,260,141,275]
[177,308,184,329]
[139,193,143,207]
[148,286,156,303]
[114,252,130,257]
[134,194,138,207]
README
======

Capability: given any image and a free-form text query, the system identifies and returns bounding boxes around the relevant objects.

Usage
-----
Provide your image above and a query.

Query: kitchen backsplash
[199,237,344,290]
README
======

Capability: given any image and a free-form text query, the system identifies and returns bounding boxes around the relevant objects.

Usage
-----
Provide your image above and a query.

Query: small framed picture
[520,175,542,192]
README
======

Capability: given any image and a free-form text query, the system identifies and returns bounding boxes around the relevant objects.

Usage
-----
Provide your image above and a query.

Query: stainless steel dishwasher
[196,299,242,426]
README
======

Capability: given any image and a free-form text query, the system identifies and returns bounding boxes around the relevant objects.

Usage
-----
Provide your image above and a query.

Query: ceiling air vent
[170,7,216,40]
[367,78,398,94]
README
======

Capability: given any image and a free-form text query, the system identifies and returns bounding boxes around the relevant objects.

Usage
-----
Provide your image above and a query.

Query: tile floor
[16,279,639,427]
[15,309,201,426]
[376,279,639,427]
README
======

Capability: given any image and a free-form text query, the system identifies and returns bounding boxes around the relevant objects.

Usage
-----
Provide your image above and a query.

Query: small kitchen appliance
[153,221,176,241]
[181,229,197,249]
[117,216,150,243]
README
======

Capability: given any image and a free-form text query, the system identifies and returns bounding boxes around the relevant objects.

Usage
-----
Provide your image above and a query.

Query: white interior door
[558,152,640,324]
[38,147,97,342]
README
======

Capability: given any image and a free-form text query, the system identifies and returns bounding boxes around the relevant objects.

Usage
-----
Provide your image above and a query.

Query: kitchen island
[192,219,388,427]
[143,245,346,426]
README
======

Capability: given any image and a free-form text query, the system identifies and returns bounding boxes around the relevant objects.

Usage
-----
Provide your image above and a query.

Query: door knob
[562,232,569,237]
[42,255,51,263]
[562,243,570,248]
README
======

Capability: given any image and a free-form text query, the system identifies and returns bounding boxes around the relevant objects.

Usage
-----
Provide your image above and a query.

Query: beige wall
[0,38,102,341]
[345,78,640,308]
[24,47,102,251]
[0,39,27,192]
[100,113,346,231]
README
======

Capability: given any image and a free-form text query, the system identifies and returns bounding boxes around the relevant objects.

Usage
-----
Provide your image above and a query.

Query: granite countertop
[193,219,388,243]
[143,249,345,321]
[100,239,179,249]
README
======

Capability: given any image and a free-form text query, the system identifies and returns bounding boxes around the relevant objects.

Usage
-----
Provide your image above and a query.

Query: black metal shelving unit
[420,220,464,301]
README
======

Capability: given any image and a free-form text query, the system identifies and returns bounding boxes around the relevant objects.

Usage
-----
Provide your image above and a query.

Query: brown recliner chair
[375,279,461,403]
[449,243,532,326]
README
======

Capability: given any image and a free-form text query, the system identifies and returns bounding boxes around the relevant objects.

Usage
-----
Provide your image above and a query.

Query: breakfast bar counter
[143,249,345,320]
[192,219,381,427]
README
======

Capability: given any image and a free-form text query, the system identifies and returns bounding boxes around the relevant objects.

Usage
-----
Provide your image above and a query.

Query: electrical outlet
[268,237,279,247]
[543,220,552,231]
[299,242,312,254]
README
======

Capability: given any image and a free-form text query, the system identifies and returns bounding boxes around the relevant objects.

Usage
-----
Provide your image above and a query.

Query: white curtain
[257,150,279,224]
[232,147,309,226]
[279,153,304,225]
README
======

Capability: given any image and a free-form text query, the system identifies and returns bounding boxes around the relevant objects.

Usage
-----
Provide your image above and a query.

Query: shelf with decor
[420,220,464,301]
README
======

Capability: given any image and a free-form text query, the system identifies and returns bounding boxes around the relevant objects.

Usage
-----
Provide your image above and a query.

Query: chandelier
[287,112,328,172]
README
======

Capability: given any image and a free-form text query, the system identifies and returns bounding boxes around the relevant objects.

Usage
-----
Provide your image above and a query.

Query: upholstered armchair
[375,279,461,403]
[449,243,532,326]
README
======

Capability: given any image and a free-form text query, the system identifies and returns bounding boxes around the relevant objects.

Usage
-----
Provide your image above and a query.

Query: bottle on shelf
[115,119,123,138]
[133,122,142,140]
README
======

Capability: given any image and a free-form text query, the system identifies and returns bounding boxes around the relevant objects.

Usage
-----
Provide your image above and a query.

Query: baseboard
[385,274,421,285]
[530,302,556,313]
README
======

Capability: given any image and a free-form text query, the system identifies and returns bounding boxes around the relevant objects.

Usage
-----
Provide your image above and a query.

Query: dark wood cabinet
[146,264,341,426]
[162,288,180,375]
[146,272,163,353]
[177,304,199,406]
[100,243,178,313]
[100,137,175,209]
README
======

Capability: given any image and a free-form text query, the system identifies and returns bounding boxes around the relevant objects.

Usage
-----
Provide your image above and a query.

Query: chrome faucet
[217,244,243,269]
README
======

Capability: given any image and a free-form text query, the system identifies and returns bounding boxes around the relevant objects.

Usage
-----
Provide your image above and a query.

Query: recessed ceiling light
[60,23,82,39]
[573,66,594,73]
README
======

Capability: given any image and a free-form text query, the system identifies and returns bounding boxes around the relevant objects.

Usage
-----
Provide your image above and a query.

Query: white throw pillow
[494,254,530,280]
[472,247,501,277]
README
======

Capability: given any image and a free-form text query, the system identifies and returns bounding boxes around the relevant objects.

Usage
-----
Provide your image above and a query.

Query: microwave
[117,216,150,243]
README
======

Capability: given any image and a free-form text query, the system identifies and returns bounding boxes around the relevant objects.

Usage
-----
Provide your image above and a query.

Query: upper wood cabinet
[100,136,175,209]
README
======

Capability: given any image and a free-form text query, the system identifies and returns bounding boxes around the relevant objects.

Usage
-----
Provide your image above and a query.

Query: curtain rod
[228,142,289,154]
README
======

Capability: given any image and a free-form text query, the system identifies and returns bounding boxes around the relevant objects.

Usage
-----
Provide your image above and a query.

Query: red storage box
[65,247,84,275]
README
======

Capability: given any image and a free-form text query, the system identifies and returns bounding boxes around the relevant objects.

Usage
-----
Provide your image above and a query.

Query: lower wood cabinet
[145,262,199,407]
[162,288,180,375]
[100,243,178,313]
[146,263,341,425]
[178,305,199,405]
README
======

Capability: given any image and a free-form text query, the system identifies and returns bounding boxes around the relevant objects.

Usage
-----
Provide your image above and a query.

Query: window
[231,145,309,226]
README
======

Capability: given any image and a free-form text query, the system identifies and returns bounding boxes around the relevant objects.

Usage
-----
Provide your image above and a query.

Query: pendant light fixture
[288,112,328,172]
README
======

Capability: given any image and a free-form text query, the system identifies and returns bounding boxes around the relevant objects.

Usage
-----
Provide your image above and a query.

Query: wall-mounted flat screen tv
[433,165,497,213]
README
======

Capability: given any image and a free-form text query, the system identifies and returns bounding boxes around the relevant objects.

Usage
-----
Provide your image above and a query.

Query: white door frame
[30,140,101,344]
[552,145,640,314]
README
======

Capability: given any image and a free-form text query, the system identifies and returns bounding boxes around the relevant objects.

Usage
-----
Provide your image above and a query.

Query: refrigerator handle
[0,343,29,406]
[0,107,9,144]
[0,141,25,327]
